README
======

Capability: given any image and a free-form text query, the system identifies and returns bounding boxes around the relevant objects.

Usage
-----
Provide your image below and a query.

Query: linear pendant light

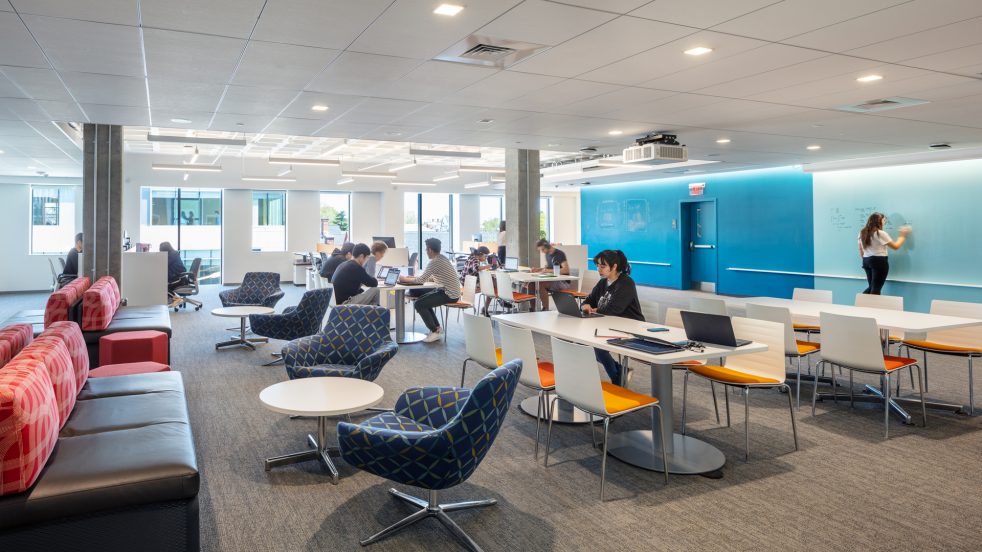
[268,156,340,166]
[242,176,297,182]
[392,181,436,187]
[464,182,490,189]
[152,163,222,172]
[341,171,397,179]
[459,165,505,174]
[147,134,246,146]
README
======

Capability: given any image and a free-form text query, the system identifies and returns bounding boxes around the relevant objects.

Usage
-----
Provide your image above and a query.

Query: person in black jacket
[582,249,644,384]
[320,242,353,281]
[332,243,379,305]
[159,241,187,282]
[60,232,83,284]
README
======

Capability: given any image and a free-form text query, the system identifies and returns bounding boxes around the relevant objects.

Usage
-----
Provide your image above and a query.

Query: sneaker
[423,328,443,343]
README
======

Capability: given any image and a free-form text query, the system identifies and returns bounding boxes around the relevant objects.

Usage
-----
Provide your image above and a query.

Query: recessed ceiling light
[170,118,191,124]
[806,145,822,150]
[0,149,4,154]
[434,3,464,16]
[684,46,713,56]
[856,74,883,83]
[235,122,245,126]
[477,118,494,124]
[608,130,623,136]
[715,138,731,144]
[311,105,329,112]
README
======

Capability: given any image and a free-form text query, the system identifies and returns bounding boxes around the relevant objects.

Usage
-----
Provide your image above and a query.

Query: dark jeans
[595,349,622,384]
[862,256,889,295]
[415,289,454,332]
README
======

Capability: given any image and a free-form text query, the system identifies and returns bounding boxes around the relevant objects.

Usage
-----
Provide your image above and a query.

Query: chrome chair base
[264,416,340,483]
[263,352,284,366]
[360,488,495,551]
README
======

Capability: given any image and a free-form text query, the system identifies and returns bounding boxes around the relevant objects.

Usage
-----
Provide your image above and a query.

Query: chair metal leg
[460,358,469,387]
[923,349,929,392]
[783,383,799,452]
[710,380,720,423]
[600,417,610,501]
[360,508,429,546]
[436,510,483,552]
[389,487,428,509]
[795,356,802,410]
[812,362,821,417]
[360,488,495,551]
[589,414,599,448]
[743,387,751,462]
[849,370,854,410]
[884,372,892,439]
[969,356,975,416]
[917,364,928,426]
[724,384,731,427]
[681,370,689,435]
[534,390,544,461]
[544,396,559,466]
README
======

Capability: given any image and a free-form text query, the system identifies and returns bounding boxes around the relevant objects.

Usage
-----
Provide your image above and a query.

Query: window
[319,192,350,246]
[539,196,552,242]
[479,195,502,242]
[139,187,223,284]
[404,192,454,268]
[30,186,78,255]
[252,191,286,251]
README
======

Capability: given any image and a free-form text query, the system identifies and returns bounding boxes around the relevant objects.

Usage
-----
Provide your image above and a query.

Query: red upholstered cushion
[89,361,170,378]
[43,277,90,328]
[0,324,34,357]
[82,278,118,331]
[0,357,59,496]
[42,322,89,392]
[99,330,169,366]
[17,337,77,427]
[0,341,10,370]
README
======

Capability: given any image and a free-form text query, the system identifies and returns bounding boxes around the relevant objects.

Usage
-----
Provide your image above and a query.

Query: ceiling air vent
[835,97,929,113]
[436,35,549,68]
[461,43,517,60]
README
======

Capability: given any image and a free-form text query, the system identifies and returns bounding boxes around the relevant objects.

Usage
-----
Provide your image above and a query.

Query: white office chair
[442,276,477,340]
[791,288,833,338]
[745,303,821,409]
[498,323,555,460]
[478,270,497,314]
[495,271,535,313]
[665,308,719,423]
[813,312,926,438]
[459,313,502,386]
[639,298,660,324]
[690,297,727,316]
[854,293,908,383]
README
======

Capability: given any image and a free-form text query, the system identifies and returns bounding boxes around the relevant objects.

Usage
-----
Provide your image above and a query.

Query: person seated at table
[58,232,83,286]
[461,246,498,315]
[531,238,570,310]
[581,249,644,384]
[363,240,388,279]
[320,242,353,281]
[400,238,460,343]
[333,243,379,305]
[160,241,187,306]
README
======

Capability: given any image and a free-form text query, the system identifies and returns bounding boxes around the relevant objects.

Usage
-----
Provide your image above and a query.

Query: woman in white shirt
[858,212,911,295]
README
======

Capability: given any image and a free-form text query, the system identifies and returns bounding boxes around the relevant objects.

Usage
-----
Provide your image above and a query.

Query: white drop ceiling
[0,0,980,182]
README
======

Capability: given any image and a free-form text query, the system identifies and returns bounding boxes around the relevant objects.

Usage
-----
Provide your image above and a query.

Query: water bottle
[553,264,560,276]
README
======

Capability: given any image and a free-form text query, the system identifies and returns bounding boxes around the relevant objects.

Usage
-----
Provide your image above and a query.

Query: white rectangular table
[493,311,766,475]
[498,272,580,311]
[744,297,982,420]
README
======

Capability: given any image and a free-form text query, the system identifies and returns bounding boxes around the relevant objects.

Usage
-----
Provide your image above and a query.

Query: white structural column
[505,148,541,268]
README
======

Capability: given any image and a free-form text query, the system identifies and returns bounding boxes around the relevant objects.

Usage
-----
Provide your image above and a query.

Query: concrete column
[82,124,123,285]
[504,149,540,267]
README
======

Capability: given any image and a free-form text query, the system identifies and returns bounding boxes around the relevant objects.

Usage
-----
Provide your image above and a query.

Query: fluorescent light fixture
[147,134,246,146]
[490,176,506,183]
[392,181,436,186]
[323,141,347,156]
[802,146,982,173]
[189,146,200,164]
[433,173,459,182]
[434,3,463,16]
[857,74,883,83]
[608,130,623,136]
[182,173,189,181]
[459,165,505,174]
[464,182,490,189]
[543,169,583,179]
[311,105,329,112]
[360,160,393,171]
[684,46,713,56]
[596,159,627,167]
[409,148,481,159]
[242,176,297,182]
[806,145,822,150]
[337,177,354,185]
[277,166,292,177]
[715,138,731,144]
[170,118,191,124]
[388,160,416,172]
[268,156,340,166]
[341,171,397,179]
[0,149,4,154]
[152,163,222,172]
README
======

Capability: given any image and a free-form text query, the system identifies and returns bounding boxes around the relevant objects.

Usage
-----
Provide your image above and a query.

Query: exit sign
[688,182,705,196]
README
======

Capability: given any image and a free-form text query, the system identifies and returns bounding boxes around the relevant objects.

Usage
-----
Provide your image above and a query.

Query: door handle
[692,244,715,249]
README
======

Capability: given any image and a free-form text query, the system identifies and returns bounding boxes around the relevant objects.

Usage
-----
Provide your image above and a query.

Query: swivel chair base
[361,488,495,551]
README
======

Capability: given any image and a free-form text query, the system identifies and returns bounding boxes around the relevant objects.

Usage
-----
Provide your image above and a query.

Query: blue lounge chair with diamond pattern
[249,288,333,365]
[282,304,397,381]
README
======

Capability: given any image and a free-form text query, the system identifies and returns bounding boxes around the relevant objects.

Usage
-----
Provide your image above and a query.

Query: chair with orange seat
[441,275,477,340]
[665,307,720,423]
[791,288,833,338]
[746,303,821,410]
[813,312,927,438]
[478,269,498,314]
[459,313,502,386]
[499,322,555,460]
[854,292,910,389]
[544,336,668,500]
[901,299,982,415]
[556,268,597,306]
[681,316,798,461]
[495,270,536,312]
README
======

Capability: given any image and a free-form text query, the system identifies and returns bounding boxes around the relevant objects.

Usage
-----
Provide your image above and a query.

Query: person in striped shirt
[400,238,460,343]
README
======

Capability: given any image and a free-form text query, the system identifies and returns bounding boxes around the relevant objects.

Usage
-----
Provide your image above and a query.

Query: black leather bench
[82,305,173,366]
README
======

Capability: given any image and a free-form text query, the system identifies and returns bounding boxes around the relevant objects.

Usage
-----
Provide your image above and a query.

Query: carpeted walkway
[4,285,981,551]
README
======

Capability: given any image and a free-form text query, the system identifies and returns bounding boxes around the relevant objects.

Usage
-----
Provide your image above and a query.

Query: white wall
[350,191,382,245]
[550,191,579,245]
[457,194,481,249]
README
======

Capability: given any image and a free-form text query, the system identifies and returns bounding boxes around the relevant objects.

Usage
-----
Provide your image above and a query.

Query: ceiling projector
[623,133,687,164]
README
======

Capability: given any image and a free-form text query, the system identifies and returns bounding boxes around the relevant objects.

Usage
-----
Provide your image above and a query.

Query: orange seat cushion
[795,340,820,355]
[495,347,503,366]
[672,359,704,366]
[793,323,820,331]
[511,293,536,302]
[559,290,588,298]
[688,364,781,385]
[446,301,471,308]
[537,361,555,388]
[883,355,917,371]
[902,339,982,354]
[600,382,658,414]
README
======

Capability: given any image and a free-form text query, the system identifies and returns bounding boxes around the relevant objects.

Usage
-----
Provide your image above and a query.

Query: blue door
[688,201,717,291]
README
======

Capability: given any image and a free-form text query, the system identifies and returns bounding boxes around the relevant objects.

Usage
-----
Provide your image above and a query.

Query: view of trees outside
[319,192,350,245]
[404,192,453,267]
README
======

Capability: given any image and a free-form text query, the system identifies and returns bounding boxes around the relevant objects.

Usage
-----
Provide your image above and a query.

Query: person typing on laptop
[581,249,644,384]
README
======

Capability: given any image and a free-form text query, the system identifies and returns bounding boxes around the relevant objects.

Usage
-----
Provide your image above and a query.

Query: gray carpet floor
[3,285,981,551]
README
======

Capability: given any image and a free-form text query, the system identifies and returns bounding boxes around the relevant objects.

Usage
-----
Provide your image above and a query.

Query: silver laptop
[501,256,519,272]
[378,268,400,288]
[552,291,603,318]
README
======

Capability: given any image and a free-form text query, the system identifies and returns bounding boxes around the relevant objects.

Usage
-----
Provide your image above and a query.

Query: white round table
[211,306,274,350]
[260,377,384,482]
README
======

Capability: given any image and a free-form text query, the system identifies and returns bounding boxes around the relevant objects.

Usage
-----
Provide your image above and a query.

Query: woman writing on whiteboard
[858,212,911,295]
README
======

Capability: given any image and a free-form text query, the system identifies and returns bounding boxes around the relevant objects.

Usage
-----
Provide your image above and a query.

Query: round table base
[606,431,726,475]
[394,331,428,344]
[519,396,593,424]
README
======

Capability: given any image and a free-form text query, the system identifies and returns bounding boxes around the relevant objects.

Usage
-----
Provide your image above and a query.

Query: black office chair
[171,258,203,311]
[408,251,419,268]
[58,257,66,271]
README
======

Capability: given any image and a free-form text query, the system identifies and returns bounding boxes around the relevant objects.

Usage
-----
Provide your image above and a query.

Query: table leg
[393,288,426,344]
[264,416,341,483]
[607,363,726,475]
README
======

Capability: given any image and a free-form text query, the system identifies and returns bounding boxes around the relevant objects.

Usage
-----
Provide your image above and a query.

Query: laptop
[501,256,519,272]
[679,310,751,347]
[378,268,400,288]
[552,291,603,318]
[377,266,391,280]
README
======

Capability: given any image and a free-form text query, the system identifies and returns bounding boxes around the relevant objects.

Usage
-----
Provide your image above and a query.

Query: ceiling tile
[23,15,143,76]
[143,29,245,84]
[335,98,427,125]
[713,0,908,42]
[36,100,85,122]
[477,0,615,47]
[10,0,137,25]
[902,42,982,74]
[0,1,11,11]
[509,16,694,78]
[313,121,379,139]
[747,62,928,105]
[150,110,216,128]
[218,85,298,117]
[231,41,340,90]
[148,79,226,112]
[501,79,621,111]
[0,13,54,68]
[0,71,23,98]
[0,67,74,101]
[660,100,808,129]
[262,117,328,136]
[277,91,364,120]
[304,52,420,95]
[0,120,39,136]
[140,0,264,38]
[61,72,147,106]
[390,103,487,127]
[630,0,780,28]
[0,97,52,121]
[550,86,676,117]
[350,0,523,59]
[699,55,880,101]
[358,124,429,141]
[601,92,723,122]
[558,0,651,13]
[209,112,273,133]
[442,71,563,107]
[253,0,391,50]
[80,103,149,126]
[373,61,498,103]
[846,15,982,63]
[794,72,979,110]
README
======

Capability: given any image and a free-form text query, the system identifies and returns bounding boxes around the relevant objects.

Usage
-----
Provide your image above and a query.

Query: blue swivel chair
[337,360,522,551]
[219,271,285,308]
[282,305,397,381]
[249,288,333,365]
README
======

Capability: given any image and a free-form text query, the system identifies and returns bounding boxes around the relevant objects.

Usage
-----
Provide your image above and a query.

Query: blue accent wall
[581,167,814,297]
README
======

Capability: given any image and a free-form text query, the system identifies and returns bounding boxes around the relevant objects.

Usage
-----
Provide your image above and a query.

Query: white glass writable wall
[252,191,286,252]
[319,192,350,246]
[139,187,222,284]
[30,185,79,255]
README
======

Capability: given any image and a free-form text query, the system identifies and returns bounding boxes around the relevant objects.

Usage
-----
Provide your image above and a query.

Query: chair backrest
[462,313,498,369]
[745,303,797,354]
[819,312,887,372]
[322,304,391,364]
[854,293,903,311]
[690,296,727,315]
[664,307,684,328]
[185,258,202,293]
[793,288,833,303]
[581,269,600,295]
[408,251,419,268]
[295,288,334,334]
[926,299,982,348]
[724,317,786,382]
[478,270,496,299]
[498,322,543,388]
[640,298,660,323]
[495,271,515,299]
[240,271,281,300]
[48,258,58,290]
[550,336,607,415]
[461,275,477,305]
[58,257,66,270]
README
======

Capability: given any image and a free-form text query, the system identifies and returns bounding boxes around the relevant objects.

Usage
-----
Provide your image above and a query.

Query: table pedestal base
[607,431,726,475]
[264,416,340,483]
[395,331,428,344]
[519,396,592,424]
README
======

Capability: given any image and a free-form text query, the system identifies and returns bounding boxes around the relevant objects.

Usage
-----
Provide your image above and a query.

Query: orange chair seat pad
[536,361,556,388]
[446,301,472,308]
[495,347,503,366]
[883,355,917,371]
[558,290,588,298]
[902,339,982,354]
[793,323,820,331]
[600,382,658,415]
[511,293,536,301]
[688,364,781,385]
[672,359,704,366]
[795,340,820,355]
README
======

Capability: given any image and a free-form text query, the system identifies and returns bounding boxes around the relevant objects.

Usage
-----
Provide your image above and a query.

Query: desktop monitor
[372,236,396,248]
